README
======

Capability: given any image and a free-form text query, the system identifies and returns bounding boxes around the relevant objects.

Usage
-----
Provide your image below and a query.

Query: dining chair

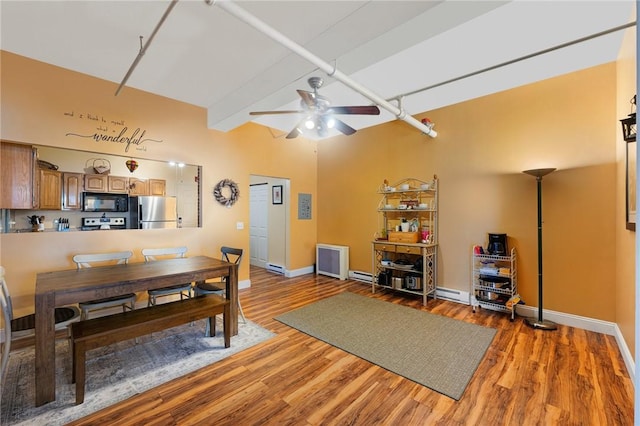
[141,246,192,306]
[193,246,246,334]
[72,251,136,320]
[1,266,80,379]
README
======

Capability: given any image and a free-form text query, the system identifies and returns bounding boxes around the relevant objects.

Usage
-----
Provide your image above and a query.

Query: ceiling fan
[249,77,381,139]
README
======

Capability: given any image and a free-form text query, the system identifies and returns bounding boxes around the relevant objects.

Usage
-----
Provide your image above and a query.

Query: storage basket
[90,158,111,174]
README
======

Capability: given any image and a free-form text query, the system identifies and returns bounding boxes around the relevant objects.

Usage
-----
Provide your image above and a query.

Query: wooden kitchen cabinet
[1,142,37,209]
[128,178,149,195]
[39,169,62,210]
[84,174,128,193]
[62,172,83,210]
[149,179,166,196]
[84,174,107,192]
[108,176,128,193]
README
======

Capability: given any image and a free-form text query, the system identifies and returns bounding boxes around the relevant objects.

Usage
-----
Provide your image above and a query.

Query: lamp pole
[523,168,557,330]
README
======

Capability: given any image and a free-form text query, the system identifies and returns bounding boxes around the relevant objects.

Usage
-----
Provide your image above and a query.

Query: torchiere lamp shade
[523,168,556,179]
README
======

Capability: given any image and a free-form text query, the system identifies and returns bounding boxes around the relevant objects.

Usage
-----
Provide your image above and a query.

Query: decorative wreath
[213,178,240,207]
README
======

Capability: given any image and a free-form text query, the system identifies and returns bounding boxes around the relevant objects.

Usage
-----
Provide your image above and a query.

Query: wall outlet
[236,221,244,230]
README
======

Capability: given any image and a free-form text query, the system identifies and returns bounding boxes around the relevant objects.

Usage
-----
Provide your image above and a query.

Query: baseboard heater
[316,243,349,280]
[436,287,470,305]
[349,270,373,283]
[266,263,285,275]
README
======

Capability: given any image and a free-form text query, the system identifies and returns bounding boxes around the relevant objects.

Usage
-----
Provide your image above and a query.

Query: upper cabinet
[84,174,107,192]
[107,176,128,193]
[149,179,166,196]
[1,142,37,209]
[117,177,166,196]
[128,178,149,196]
[84,175,131,193]
[38,169,62,210]
[62,172,83,210]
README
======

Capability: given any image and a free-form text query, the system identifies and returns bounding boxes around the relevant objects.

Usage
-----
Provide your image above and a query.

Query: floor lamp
[523,168,557,331]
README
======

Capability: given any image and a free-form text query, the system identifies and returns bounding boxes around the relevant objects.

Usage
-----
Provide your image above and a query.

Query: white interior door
[249,183,269,267]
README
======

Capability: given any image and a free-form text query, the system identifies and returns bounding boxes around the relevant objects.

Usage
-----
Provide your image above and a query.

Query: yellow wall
[318,63,618,323]
[0,51,318,316]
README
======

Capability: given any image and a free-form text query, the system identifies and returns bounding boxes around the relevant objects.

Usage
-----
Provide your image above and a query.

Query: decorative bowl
[399,183,410,190]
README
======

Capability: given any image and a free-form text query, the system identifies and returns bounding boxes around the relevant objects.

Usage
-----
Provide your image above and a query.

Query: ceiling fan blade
[328,105,380,115]
[286,118,306,139]
[286,127,301,139]
[297,89,316,107]
[249,110,304,116]
[332,118,357,136]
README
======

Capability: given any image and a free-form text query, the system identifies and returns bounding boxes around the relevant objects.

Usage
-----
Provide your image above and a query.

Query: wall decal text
[63,110,163,153]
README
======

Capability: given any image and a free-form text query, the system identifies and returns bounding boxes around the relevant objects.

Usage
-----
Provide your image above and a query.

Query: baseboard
[266,263,285,275]
[513,305,615,335]
[613,323,635,382]
[436,287,470,304]
[286,265,314,278]
[436,287,620,336]
[349,270,373,283]
[262,264,314,278]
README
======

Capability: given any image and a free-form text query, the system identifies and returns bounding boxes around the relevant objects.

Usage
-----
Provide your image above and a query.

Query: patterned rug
[1,318,275,425]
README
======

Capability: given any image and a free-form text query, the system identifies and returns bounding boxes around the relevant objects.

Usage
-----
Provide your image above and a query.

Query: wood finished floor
[66,266,633,426]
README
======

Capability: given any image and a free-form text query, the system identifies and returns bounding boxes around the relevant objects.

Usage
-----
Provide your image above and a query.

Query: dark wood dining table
[34,255,238,406]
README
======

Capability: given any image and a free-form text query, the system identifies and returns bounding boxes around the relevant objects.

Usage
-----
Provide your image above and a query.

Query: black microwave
[82,192,129,212]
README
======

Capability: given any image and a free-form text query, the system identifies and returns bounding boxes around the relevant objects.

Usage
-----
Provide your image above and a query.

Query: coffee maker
[487,233,507,256]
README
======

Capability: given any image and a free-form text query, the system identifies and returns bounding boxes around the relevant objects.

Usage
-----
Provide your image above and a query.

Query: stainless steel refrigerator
[128,196,178,229]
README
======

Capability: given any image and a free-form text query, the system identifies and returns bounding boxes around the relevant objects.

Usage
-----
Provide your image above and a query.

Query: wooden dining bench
[70,294,230,404]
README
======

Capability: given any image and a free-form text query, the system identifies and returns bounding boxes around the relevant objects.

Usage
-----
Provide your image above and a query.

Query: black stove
[81,217,126,230]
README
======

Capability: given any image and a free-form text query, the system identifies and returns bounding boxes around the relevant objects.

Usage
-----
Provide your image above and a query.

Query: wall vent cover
[316,244,349,280]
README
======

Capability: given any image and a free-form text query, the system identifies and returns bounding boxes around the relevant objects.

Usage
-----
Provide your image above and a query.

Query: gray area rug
[275,292,496,400]
[1,318,275,425]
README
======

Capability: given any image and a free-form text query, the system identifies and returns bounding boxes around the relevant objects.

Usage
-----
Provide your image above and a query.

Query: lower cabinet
[372,241,437,306]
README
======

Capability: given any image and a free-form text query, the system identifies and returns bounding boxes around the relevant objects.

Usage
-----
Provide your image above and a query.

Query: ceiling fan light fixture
[304,118,315,130]
[326,117,336,129]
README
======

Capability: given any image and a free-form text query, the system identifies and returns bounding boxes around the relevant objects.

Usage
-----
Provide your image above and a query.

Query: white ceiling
[0,1,635,140]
